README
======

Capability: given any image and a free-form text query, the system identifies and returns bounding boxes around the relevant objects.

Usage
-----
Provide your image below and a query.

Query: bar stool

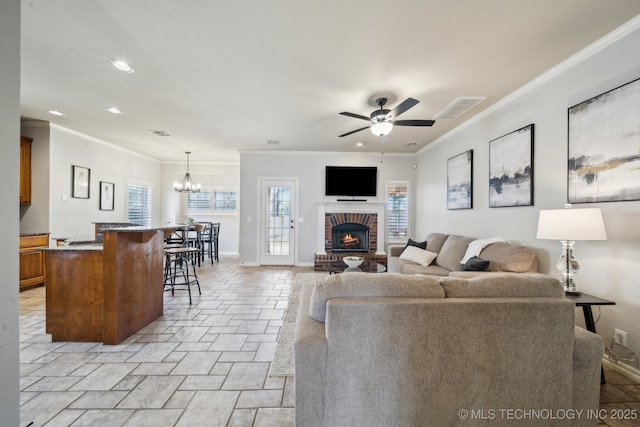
[163,246,201,304]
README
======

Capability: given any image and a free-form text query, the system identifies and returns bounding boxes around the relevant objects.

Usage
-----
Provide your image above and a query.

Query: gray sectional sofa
[294,272,603,427]
[388,232,540,277]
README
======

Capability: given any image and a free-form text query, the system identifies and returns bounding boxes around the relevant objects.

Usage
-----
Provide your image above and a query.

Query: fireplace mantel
[315,201,386,256]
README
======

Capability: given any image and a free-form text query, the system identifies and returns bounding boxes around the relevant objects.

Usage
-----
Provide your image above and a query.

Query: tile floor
[18,256,640,426]
[20,256,311,427]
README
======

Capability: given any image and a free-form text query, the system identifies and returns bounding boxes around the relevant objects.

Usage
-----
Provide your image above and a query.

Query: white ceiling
[20,1,640,162]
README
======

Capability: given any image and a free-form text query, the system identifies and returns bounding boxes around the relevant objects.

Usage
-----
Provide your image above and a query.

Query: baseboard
[603,356,640,383]
[296,261,314,267]
[238,261,260,266]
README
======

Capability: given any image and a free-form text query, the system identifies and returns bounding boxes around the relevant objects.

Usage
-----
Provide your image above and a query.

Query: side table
[565,292,615,384]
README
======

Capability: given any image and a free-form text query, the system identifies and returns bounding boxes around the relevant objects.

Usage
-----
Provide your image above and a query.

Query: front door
[260,179,297,265]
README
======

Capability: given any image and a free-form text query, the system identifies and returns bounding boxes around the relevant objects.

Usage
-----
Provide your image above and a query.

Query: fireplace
[332,223,369,252]
[315,206,387,271]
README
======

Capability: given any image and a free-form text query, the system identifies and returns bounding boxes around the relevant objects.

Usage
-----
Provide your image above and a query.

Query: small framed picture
[447,150,473,210]
[100,181,115,211]
[72,165,90,199]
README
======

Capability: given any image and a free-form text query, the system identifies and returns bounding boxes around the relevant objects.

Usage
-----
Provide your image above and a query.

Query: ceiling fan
[339,97,435,137]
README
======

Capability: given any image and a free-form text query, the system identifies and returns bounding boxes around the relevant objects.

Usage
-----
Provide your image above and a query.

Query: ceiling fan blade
[393,119,435,127]
[340,111,371,121]
[386,98,419,120]
[339,126,371,137]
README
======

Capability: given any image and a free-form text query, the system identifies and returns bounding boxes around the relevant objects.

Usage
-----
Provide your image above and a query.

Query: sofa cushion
[424,232,450,253]
[310,273,444,322]
[405,238,427,250]
[400,262,450,276]
[478,242,538,272]
[435,234,476,272]
[439,273,564,298]
[399,246,438,267]
[462,256,490,271]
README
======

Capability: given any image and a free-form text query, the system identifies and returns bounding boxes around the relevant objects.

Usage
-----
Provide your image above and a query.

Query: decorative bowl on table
[343,256,364,268]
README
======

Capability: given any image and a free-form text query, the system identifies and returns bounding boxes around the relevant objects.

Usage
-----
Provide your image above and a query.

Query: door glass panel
[264,186,291,256]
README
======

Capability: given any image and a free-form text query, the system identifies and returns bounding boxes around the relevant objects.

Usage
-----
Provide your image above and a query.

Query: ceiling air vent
[433,96,486,120]
[147,130,170,137]
[267,139,280,145]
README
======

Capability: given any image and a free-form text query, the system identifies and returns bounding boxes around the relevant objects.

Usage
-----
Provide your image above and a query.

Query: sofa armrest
[388,245,405,257]
[294,281,328,427]
[572,326,603,416]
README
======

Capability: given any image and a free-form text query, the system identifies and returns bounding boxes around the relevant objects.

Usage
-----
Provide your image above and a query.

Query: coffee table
[324,259,387,274]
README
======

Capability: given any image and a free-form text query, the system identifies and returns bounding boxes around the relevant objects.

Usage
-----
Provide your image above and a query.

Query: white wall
[239,151,416,265]
[0,0,21,423]
[46,126,162,240]
[160,161,240,254]
[416,20,640,372]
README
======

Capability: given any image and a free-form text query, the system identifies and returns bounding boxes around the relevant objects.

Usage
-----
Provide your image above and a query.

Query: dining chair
[211,222,220,262]
[200,222,214,264]
[187,223,206,267]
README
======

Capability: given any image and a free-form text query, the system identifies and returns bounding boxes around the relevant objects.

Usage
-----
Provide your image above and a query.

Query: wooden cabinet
[20,136,32,205]
[20,233,48,291]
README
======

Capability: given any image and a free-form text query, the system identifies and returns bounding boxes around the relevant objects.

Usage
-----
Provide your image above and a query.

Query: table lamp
[536,204,607,295]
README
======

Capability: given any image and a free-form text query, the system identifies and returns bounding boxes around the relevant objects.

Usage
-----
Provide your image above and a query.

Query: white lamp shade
[371,122,393,136]
[536,208,607,241]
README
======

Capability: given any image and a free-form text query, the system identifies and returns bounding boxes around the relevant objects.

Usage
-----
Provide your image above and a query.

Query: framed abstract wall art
[489,124,534,208]
[447,150,473,210]
[568,77,640,203]
[72,165,90,199]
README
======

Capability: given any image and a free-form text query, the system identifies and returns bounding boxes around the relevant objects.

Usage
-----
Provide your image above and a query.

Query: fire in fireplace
[332,223,369,252]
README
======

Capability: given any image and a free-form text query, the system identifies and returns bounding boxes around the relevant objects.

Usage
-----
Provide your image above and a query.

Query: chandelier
[173,151,201,193]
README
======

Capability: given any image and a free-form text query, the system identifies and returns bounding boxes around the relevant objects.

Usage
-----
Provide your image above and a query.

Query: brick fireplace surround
[314,203,388,271]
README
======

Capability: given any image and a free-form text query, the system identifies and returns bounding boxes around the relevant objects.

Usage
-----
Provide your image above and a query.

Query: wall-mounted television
[325,166,377,197]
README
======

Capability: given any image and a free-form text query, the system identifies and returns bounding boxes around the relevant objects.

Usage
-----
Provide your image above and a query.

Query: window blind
[187,191,211,211]
[127,183,152,226]
[388,183,409,238]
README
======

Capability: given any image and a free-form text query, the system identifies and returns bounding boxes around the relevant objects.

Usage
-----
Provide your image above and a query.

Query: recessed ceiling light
[356,142,364,147]
[108,59,135,73]
[106,107,123,114]
[48,110,65,116]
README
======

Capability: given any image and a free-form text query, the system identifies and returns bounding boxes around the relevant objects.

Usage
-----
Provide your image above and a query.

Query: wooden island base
[45,227,169,345]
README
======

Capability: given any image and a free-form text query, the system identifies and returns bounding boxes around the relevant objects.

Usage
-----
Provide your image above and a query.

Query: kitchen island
[45,225,176,344]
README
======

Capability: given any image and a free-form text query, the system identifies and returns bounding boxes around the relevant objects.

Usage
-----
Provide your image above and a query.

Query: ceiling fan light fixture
[174,151,201,193]
[371,121,393,136]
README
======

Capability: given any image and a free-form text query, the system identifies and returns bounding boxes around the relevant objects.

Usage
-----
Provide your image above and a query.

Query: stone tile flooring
[19,256,312,427]
[18,255,640,426]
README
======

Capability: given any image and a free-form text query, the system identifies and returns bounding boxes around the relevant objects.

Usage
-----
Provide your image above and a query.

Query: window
[186,189,237,213]
[127,183,152,226]
[213,190,237,212]
[387,181,409,239]
[187,191,211,211]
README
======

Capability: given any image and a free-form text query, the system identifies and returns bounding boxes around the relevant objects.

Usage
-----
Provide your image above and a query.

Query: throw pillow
[462,256,490,271]
[405,238,427,250]
[399,245,438,267]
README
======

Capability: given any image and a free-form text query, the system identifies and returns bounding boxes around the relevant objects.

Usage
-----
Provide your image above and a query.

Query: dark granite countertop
[102,224,183,233]
[20,232,50,237]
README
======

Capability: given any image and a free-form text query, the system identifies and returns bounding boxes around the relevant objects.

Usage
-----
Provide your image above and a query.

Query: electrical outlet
[614,328,628,347]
